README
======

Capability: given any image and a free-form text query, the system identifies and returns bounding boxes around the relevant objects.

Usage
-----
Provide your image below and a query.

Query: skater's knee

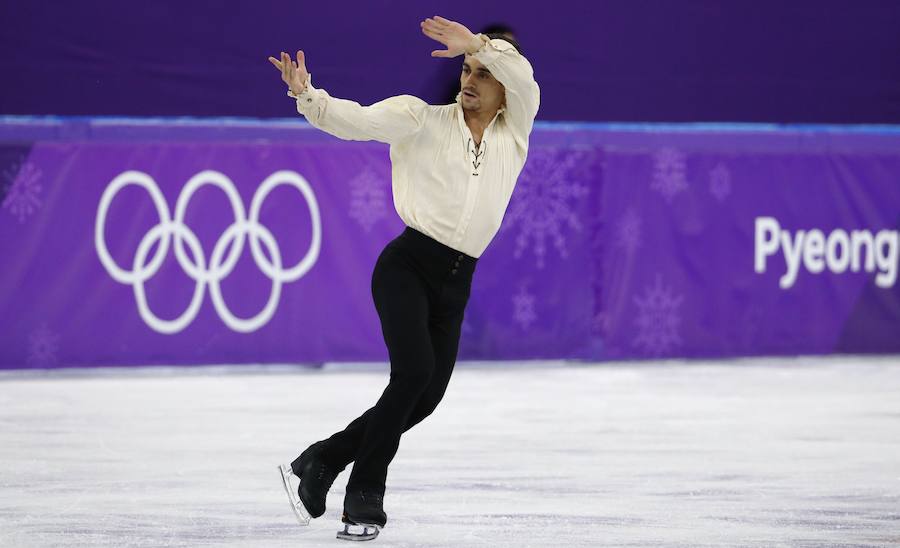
[390,366,433,391]
[404,403,435,430]
[403,384,448,431]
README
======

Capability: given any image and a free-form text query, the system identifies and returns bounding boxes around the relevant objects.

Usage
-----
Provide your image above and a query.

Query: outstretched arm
[421,16,540,147]
[268,50,426,145]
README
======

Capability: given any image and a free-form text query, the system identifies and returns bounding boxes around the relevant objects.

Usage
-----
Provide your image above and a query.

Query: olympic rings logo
[95,169,321,334]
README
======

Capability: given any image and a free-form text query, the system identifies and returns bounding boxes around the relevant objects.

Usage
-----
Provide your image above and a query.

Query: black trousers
[317,225,477,496]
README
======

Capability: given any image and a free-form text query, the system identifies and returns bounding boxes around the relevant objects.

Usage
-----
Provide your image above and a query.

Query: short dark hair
[485,32,523,56]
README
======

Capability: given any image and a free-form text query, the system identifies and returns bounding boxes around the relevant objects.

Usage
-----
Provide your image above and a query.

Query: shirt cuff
[469,34,514,66]
[288,73,318,112]
[465,33,489,54]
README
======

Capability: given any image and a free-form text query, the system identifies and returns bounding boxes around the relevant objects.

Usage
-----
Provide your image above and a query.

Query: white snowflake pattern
[2,161,43,223]
[499,148,591,269]
[347,166,388,232]
[650,147,688,202]
[512,283,537,331]
[708,162,731,202]
[614,207,642,253]
[27,323,59,367]
[632,275,684,356]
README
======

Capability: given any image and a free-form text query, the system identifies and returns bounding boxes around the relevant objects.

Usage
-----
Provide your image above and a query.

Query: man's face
[460,55,505,116]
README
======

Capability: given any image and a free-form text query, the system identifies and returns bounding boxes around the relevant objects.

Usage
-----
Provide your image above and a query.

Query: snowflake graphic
[347,166,388,232]
[650,147,688,203]
[499,148,591,269]
[512,282,537,331]
[27,323,59,368]
[2,161,43,223]
[708,162,731,202]
[614,207,642,253]
[632,275,684,357]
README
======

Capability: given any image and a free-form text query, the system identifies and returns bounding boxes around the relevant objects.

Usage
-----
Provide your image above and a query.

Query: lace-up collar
[455,99,503,177]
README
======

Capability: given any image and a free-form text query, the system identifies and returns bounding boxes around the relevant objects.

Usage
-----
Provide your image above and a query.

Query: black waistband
[399,226,478,264]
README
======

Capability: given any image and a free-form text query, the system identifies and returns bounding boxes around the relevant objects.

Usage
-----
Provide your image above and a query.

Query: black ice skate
[278,441,343,526]
[337,489,387,541]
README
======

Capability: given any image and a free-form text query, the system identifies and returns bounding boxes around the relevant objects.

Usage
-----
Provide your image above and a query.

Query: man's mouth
[463,90,478,98]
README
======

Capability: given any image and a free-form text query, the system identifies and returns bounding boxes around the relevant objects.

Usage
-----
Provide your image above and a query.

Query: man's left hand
[421,16,482,58]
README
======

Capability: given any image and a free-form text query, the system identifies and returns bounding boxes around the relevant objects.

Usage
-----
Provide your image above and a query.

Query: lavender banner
[590,129,900,358]
[0,119,898,369]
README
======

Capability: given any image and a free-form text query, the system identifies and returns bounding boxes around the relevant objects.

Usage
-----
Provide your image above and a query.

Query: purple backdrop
[2,1,899,123]
[1,118,899,369]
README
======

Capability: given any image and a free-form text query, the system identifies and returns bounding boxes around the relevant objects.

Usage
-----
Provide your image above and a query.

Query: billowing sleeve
[289,73,428,145]
[469,35,541,149]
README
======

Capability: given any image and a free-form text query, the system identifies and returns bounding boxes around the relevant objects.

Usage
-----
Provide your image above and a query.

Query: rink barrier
[1,116,898,368]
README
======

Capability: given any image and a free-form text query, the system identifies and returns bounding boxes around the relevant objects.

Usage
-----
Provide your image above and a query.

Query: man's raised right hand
[268,50,308,95]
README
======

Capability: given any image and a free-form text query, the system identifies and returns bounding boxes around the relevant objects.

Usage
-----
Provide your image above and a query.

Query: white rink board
[1,356,899,547]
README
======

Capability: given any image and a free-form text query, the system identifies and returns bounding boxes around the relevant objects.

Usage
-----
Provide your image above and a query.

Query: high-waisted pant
[317,225,477,495]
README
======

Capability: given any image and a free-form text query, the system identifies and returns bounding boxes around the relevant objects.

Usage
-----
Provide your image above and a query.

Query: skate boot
[337,488,386,541]
[278,441,343,526]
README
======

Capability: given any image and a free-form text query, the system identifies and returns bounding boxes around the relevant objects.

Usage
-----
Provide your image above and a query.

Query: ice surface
[1,356,899,547]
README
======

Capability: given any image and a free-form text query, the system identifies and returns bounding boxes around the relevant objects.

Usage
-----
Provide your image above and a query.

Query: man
[269,15,539,541]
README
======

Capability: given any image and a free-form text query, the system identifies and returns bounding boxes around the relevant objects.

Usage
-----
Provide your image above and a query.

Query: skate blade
[278,464,311,526]
[336,522,381,541]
